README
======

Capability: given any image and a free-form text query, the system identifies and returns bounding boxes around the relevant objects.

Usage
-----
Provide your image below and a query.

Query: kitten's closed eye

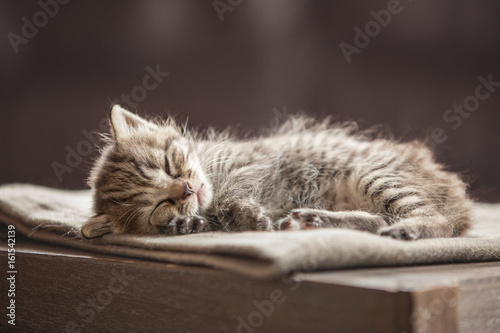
[164,156,171,176]
[165,155,183,179]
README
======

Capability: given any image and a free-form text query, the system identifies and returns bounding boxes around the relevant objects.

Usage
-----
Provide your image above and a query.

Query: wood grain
[1,234,499,332]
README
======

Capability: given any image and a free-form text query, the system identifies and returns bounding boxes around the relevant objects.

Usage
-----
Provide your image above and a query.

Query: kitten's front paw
[161,216,209,235]
[222,204,272,232]
[378,225,420,241]
[278,210,323,231]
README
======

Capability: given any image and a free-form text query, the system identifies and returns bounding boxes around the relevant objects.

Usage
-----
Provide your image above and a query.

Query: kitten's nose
[170,181,194,202]
[182,182,195,200]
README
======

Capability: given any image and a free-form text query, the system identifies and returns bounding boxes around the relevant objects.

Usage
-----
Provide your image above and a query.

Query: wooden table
[1,232,499,333]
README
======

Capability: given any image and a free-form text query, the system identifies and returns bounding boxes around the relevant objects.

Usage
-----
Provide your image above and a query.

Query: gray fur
[81,105,472,241]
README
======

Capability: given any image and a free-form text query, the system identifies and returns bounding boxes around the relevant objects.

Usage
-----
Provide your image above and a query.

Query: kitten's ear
[110,105,157,141]
[81,215,113,239]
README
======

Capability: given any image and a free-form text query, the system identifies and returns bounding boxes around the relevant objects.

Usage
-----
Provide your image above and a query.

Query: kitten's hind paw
[277,209,387,232]
[161,216,209,235]
[378,225,420,241]
[278,211,322,231]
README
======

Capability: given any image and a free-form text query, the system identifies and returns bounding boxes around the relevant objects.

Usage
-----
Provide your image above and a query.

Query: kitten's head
[81,105,213,239]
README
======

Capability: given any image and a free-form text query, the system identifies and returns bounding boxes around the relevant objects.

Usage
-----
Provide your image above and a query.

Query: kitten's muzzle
[150,182,197,224]
[170,181,195,202]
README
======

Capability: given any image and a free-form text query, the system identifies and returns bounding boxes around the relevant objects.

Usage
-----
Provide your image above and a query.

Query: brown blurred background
[0,0,499,201]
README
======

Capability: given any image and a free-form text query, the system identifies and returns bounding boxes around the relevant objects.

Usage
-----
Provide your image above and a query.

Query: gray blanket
[0,184,499,279]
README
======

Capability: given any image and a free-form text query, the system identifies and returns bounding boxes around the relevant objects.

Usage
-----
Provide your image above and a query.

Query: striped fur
[81,105,472,240]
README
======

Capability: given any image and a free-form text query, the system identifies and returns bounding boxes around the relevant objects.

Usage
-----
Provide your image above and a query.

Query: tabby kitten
[81,105,472,240]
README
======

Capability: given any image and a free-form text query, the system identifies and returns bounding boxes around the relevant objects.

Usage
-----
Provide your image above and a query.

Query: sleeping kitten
[81,105,472,240]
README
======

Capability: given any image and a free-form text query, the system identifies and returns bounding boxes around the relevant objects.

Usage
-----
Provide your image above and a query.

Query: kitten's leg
[213,169,273,232]
[216,199,273,232]
[370,186,468,240]
[278,209,387,233]
[379,216,446,240]
[377,211,455,240]
[369,190,457,240]
[358,159,471,240]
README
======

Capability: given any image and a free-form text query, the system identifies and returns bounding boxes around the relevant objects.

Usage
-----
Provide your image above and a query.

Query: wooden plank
[459,276,500,333]
[410,286,459,333]
[0,246,410,332]
[298,262,500,291]
[301,263,500,333]
[1,235,500,332]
